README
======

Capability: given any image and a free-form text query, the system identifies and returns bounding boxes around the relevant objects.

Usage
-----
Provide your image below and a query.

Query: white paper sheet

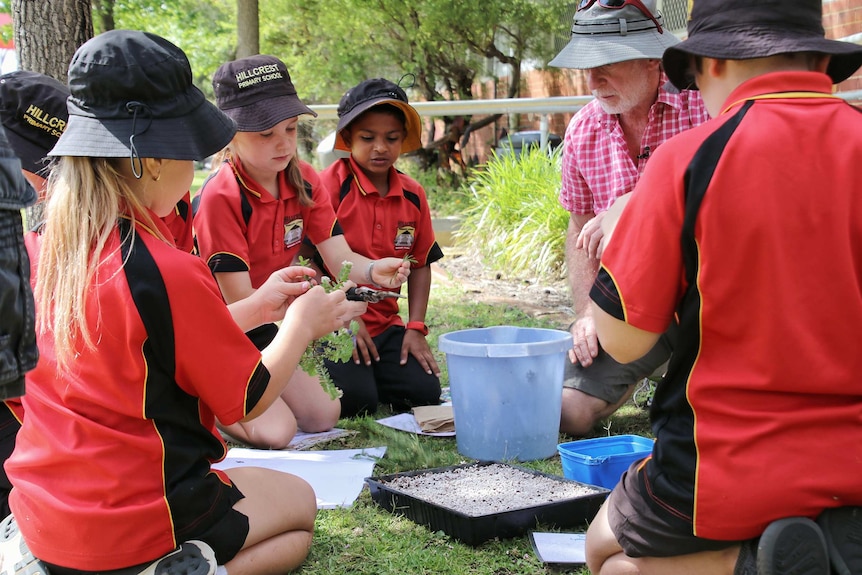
[212,446,386,509]
[529,531,587,565]
[375,411,456,437]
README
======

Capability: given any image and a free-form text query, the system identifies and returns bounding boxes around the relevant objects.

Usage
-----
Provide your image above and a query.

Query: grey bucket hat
[549,0,681,70]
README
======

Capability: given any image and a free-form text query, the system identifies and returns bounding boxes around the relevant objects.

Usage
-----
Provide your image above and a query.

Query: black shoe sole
[817,507,862,575]
[757,517,829,575]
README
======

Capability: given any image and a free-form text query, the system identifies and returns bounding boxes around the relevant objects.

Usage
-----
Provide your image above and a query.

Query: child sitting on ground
[1,30,350,575]
[194,55,409,448]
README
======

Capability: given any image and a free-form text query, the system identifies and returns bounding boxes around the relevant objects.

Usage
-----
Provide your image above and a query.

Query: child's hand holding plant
[296,257,361,399]
[366,255,414,288]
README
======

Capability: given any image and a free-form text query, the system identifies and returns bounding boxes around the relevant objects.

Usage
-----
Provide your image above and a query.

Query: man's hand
[575,211,607,260]
[569,313,600,367]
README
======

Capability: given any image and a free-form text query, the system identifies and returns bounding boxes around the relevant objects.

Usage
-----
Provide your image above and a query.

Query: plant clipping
[297,257,358,399]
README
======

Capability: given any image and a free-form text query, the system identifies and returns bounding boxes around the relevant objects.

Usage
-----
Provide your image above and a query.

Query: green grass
[292,280,651,575]
[192,169,210,196]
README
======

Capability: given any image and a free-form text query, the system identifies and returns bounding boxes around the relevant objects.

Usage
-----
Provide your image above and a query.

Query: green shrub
[455,146,568,281]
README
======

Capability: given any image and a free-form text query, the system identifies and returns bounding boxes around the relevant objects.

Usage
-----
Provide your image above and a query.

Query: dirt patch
[432,249,575,327]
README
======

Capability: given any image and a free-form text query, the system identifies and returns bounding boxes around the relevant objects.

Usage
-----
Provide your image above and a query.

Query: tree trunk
[12,0,93,83]
[11,0,93,228]
[236,0,259,58]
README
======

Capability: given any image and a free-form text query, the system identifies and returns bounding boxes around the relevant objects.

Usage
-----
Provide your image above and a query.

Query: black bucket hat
[334,78,422,153]
[664,0,862,90]
[213,55,317,132]
[50,30,236,161]
[0,71,70,175]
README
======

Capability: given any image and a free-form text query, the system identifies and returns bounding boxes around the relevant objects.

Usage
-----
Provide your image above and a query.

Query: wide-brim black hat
[50,30,235,160]
[664,0,862,90]
[334,78,422,153]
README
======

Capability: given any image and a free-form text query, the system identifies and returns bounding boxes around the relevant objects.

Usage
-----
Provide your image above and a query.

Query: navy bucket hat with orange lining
[334,78,422,154]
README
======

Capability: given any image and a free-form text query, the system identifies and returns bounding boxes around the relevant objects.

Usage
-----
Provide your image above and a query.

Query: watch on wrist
[406,321,429,336]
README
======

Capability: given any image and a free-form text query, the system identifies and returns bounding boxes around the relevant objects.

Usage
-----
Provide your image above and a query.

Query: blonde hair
[216,145,313,207]
[36,156,164,370]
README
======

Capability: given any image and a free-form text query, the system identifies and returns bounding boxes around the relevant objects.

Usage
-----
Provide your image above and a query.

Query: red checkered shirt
[559,78,709,215]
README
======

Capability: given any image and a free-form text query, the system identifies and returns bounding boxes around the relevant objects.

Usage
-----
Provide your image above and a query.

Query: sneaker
[757,517,829,575]
[132,541,216,575]
[0,513,49,575]
[733,538,759,575]
[0,512,215,575]
[817,506,862,575]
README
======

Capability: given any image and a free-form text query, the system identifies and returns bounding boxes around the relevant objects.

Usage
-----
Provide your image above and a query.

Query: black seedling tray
[365,461,609,546]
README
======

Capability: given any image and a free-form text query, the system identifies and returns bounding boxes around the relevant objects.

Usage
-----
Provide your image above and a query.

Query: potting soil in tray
[365,461,609,546]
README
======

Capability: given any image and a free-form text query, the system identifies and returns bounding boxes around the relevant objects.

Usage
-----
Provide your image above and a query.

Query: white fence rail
[311,90,862,150]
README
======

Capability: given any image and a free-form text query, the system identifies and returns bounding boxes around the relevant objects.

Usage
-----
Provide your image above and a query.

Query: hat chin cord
[126,101,153,179]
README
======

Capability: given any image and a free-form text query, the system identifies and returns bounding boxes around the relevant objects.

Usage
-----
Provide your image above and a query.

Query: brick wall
[824,0,862,94]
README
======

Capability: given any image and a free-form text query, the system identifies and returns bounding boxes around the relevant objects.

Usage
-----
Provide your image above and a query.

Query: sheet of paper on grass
[530,532,587,565]
[376,412,455,437]
[213,446,386,509]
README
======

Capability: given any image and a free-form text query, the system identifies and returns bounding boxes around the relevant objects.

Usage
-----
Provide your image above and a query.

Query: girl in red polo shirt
[317,78,444,418]
[4,30,349,575]
[194,56,410,447]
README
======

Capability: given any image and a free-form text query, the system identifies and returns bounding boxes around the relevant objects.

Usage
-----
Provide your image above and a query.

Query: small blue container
[558,435,654,489]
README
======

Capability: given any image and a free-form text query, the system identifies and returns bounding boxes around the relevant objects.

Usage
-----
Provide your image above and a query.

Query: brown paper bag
[412,405,455,433]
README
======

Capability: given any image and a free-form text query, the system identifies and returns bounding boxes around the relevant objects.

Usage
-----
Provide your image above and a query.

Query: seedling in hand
[296,257,358,399]
[390,254,418,286]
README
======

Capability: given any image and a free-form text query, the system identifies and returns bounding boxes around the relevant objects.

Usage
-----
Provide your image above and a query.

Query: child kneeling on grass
[1,30,351,575]
[317,78,444,417]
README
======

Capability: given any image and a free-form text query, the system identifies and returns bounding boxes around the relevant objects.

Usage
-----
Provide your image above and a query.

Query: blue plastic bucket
[437,326,572,462]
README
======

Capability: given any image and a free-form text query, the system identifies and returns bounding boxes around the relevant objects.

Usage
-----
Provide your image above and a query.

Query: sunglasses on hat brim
[578,0,664,34]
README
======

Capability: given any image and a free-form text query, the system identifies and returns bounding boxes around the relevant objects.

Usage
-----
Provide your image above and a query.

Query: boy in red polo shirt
[317,78,443,417]
[195,56,410,447]
[584,0,862,573]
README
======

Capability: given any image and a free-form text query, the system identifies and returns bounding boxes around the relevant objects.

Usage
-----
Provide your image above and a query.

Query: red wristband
[406,321,429,336]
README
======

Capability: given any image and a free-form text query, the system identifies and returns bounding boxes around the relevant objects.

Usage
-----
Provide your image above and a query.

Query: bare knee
[560,388,609,436]
[560,385,636,436]
[295,401,340,434]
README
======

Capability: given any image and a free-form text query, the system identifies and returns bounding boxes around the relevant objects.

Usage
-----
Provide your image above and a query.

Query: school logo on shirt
[284,218,303,248]
[394,225,415,251]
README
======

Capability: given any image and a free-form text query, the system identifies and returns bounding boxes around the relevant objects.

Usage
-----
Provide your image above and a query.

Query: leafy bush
[455,146,568,281]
